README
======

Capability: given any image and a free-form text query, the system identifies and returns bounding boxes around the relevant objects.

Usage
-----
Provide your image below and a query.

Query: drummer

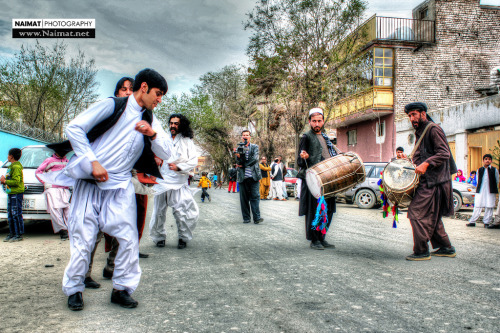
[297,107,338,250]
[405,102,457,261]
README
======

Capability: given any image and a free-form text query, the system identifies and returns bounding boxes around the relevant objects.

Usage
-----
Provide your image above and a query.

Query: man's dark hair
[483,154,493,160]
[114,77,134,97]
[241,129,251,135]
[132,68,168,94]
[169,114,194,139]
[396,146,404,152]
[8,148,22,161]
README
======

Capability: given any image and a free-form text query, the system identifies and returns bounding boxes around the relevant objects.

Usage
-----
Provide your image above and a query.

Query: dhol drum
[306,152,366,199]
[381,158,419,208]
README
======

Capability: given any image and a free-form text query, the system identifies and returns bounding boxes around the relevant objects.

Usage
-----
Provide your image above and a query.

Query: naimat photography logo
[12,19,95,39]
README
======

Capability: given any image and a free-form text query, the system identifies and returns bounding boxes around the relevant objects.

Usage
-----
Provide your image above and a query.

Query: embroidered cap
[309,107,324,117]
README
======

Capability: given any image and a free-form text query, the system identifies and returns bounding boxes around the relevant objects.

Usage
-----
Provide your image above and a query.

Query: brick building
[330,0,500,164]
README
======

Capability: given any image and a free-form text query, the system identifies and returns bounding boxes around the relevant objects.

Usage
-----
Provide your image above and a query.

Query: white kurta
[61,95,173,296]
[150,134,199,243]
[474,168,498,208]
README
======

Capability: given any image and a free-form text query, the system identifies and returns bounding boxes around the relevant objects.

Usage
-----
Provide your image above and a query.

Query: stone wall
[393,0,500,120]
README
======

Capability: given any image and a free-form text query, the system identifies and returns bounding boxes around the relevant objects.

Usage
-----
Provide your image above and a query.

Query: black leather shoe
[243,220,251,224]
[84,276,101,289]
[68,292,84,311]
[321,240,335,248]
[139,252,149,258]
[103,267,113,279]
[178,239,187,249]
[405,251,431,261]
[59,230,69,240]
[487,224,500,229]
[466,223,476,227]
[111,289,138,308]
[156,240,165,247]
[254,218,264,224]
[431,246,456,257]
[310,241,324,250]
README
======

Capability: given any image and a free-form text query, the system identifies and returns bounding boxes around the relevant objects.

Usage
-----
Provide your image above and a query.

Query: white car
[0,145,72,223]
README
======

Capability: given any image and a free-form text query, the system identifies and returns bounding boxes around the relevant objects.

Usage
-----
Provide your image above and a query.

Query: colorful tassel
[379,171,398,228]
[311,196,329,234]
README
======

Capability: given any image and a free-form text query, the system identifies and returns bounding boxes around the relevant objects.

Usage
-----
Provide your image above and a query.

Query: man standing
[390,147,407,162]
[54,68,173,310]
[149,113,199,249]
[228,164,237,193]
[297,108,337,250]
[405,102,457,261]
[466,154,499,228]
[259,157,271,200]
[270,156,286,201]
[235,130,263,224]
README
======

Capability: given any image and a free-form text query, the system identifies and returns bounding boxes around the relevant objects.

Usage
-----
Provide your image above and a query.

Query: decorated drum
[306,152,365,199]
[381,158,419,208]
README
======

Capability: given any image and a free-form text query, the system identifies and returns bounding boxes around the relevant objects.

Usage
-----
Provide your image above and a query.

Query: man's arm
[297,134,309,169]
[416,126,451,175]
[259,163,271,171]
[245,144,259,167]
[148,114,173,161]
[172,138,198,174]
[35,158,51,184]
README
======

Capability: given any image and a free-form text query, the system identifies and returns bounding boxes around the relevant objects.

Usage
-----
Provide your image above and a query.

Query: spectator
[453,169,466,182]
[390,146,407,162]
[228,165,237,193]
[270,156,286,201]
[1,148,24,242]
[259,157,271,200]
[467,171,477,186]
[198,172,211,202]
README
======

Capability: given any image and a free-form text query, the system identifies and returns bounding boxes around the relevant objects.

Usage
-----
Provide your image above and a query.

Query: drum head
[383,159,417,190]
[305,169,323,199]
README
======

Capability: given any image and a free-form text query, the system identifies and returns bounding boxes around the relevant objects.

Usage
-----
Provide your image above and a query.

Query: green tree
[0,41,99,135]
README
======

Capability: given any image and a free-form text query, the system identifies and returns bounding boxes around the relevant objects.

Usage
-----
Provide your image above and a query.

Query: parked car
[337,161,475,211]
[284,168,298,197]
[0,145,73,224]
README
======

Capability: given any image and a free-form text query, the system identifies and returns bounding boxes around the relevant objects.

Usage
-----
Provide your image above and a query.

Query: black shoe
[68,292,84,311]
[310,241,324,250]
[484,224,489,228]
[321,240,335,248]
[156,240,165,247]
[243,220,251,224]
[103,267,113,279]
[84,276,101,289]
[466,223,476,227]
[431,246,456,257]
[254,218,264,224]
[3,234,13,242]
[178,239,187,249]
[139,252,149,258]
[487,224,500,229]
[405,251,431,261]
[59,230,69,240]
[111,289,138,308]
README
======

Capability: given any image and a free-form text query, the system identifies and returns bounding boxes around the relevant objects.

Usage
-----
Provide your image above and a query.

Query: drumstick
[390,163,415,171]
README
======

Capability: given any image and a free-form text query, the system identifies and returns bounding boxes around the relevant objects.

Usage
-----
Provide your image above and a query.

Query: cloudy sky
[0,0,497,99]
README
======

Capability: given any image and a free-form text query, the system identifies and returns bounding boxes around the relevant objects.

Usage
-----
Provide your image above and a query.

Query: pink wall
[336,113,395,163]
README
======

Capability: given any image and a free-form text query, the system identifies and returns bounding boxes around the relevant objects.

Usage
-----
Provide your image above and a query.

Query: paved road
[1,187,500,332]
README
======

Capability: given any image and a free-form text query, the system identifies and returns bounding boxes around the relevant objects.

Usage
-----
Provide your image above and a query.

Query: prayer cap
[309,107,324,117]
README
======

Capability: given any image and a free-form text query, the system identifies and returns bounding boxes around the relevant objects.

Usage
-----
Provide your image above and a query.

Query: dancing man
[50,68,173,310]
[297,107,337,250]
[149,113,199,249]
[405,102,457,261]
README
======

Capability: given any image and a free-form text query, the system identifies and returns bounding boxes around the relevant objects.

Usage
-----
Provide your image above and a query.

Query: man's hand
[168,163,179,171]
[236,164,243,168]
[91,161,108,182]
[0,175,5,184]
[135,121,156,138]
[154,157,163,166]
[299,150,309,160]
[415,162,430,175]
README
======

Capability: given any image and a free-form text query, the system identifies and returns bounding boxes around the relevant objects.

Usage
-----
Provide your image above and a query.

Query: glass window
[347,130,357,146]
[384,49,393,58]
[384,68,393,77]
[365,166,374,176]
[375,48,383,57]
[372,166,386,178]
[373,47,394,87]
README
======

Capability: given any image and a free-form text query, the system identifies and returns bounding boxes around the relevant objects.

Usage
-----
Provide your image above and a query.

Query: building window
[377,121,385,137]
[419,7,428,19]
[348,130,357,146]
[374,48,393,87]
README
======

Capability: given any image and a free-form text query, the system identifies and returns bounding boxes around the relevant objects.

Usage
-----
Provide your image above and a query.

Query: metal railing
[0,115,64,143]
[363,15,435,44]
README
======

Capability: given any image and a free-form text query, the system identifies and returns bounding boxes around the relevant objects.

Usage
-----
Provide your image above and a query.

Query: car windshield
[286,169,298,177]
[2,147,74,169]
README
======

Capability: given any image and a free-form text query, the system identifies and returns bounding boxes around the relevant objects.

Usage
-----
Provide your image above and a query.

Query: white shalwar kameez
[149,133,199,244]
[469,167,499,225]
[58,95,172,296]
[270,162,284,200]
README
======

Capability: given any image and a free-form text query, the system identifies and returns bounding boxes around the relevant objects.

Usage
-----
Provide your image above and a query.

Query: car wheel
[453,191,462,211]
[355,189,376,209]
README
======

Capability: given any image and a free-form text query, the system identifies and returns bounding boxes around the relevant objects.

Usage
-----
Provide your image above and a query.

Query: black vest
[260,164,269,178]
[46,97,162,179]
[476,166,498,194]
[418,123,457,187]
[297,130,326,179]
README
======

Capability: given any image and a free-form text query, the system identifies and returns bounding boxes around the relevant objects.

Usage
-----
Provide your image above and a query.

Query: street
[1,187,500,333]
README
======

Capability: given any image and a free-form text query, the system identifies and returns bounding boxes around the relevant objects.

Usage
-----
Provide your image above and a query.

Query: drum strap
[409,122,434,159]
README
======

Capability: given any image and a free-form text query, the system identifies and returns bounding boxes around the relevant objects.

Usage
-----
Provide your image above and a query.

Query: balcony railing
[363,15,435,44]
[331,87,394,120]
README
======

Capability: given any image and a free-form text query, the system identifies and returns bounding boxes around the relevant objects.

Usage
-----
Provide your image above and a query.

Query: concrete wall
[337,114,395,162]
[0,130,48,164]
[394,0,500,120]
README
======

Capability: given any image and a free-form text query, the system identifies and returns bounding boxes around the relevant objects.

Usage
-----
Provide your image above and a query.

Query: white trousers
[62,180,140,296]
[295,179,302,199]
[469,206,494,224]
[271,180,284,200]
[149,185,199,243]
[45,187,70,233]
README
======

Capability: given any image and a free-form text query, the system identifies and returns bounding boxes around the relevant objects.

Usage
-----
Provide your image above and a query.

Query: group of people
[2,66,490,311]
[454,169,478,186]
